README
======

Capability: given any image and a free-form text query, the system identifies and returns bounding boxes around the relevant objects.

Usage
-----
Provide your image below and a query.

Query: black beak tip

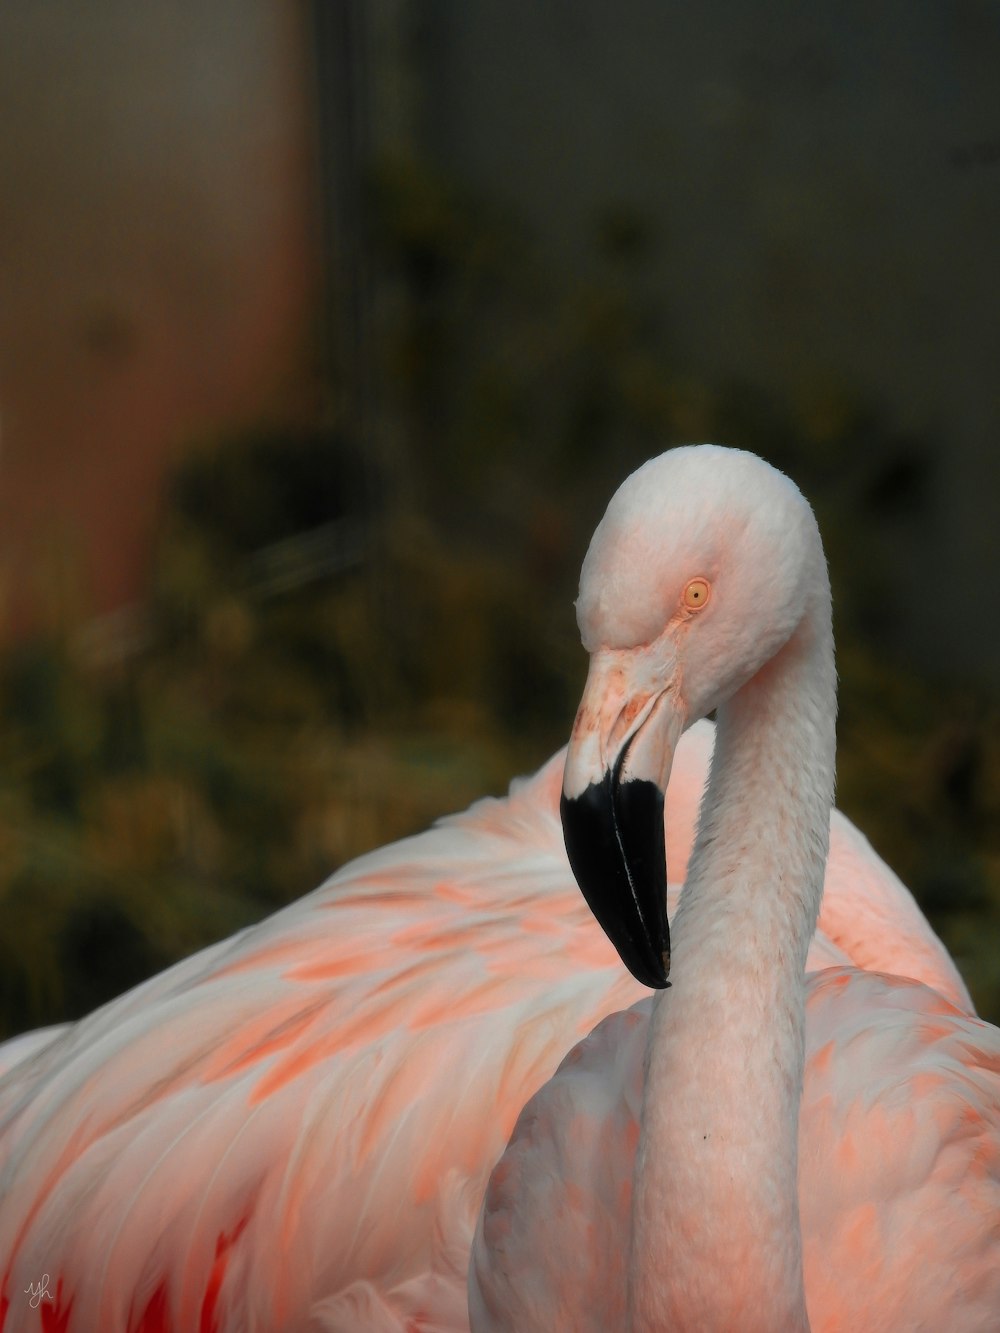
[560,782,671,990]
[628,950,671,991]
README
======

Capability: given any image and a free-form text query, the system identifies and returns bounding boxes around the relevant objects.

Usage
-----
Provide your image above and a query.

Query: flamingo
[0,451,978,1333]
[470,446,1000,1331]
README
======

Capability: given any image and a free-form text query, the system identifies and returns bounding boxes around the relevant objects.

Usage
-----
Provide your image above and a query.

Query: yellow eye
[683,577,711,610]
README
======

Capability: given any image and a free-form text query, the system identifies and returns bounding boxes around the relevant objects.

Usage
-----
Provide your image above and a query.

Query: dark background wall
[407,0,1000,681]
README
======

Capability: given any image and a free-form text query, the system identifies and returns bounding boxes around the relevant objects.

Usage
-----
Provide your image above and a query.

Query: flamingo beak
[560,655,683,990]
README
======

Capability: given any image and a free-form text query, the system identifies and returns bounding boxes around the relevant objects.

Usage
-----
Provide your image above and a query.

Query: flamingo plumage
[470,446,1000,1331]
[0,450,979,1333]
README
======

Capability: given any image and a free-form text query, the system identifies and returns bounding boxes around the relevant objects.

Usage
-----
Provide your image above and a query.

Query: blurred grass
[1,155,997,1036]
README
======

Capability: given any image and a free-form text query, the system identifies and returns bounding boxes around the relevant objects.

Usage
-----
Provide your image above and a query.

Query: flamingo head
[560,445,824,988]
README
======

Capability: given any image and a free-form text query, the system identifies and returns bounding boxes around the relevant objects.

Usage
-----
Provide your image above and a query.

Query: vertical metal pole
[309,0,372,448]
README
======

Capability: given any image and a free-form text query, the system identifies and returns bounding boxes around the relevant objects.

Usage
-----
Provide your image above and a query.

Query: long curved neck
[628,582,836,1332]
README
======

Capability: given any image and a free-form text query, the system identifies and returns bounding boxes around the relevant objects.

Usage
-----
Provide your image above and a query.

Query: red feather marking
[199,1216,250,1333]
[313,877,434,909]
[127,1280,170,1333]
[1,1276,8,1333]
[431,879,481,905]
[368,953,454,994]
[284,946,410,983]
[200,998,329,1083]
[405,974,524,1035]
[248,984,433,1104]
[390,921,480,952]
[811,1039,836,1074]
[40,1279,73,1333]
[7,1121,94,1271]
[210,938,309,981]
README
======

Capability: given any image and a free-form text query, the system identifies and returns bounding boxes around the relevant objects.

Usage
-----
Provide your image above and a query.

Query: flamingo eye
[682,577,711,610]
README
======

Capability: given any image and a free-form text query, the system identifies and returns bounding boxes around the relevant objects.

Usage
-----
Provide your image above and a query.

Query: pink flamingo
[0,450,978,1332]
[470,446,1000,1331]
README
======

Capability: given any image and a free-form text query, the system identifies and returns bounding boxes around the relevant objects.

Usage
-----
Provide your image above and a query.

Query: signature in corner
[24,1273,52,1308]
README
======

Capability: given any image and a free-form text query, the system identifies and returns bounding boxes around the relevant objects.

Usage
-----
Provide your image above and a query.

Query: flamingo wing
[0,749,642,1333]
[818,809,973,1012]
[0,1027,69,1082]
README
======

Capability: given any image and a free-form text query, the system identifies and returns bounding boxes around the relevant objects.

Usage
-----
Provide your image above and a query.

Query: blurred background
[0,0,997,1034]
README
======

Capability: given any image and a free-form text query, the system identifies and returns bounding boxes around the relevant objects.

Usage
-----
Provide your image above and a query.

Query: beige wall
[0,1,314,629]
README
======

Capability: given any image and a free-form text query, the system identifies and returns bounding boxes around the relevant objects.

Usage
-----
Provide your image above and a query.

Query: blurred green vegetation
[1,155,997,1037]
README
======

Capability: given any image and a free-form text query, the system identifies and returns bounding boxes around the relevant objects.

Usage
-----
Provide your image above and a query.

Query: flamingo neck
[629,587,836,1333]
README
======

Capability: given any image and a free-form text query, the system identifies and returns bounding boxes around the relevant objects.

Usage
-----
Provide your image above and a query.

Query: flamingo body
[471,969,1000,1331]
